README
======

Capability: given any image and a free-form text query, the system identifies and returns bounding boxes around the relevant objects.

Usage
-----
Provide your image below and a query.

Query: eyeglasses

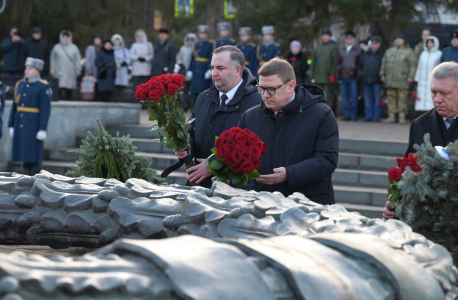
[256,81,290,95]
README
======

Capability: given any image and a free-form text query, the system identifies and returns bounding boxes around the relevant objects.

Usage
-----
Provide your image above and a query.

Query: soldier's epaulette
[39,79,49,85]
[250,42,256,47]
[229,38,235,43]
[274,42,280,47]
[208,39,215,44]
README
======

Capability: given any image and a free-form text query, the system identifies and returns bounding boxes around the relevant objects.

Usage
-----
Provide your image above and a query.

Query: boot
[382,113,396,123]
[399,113,408,124]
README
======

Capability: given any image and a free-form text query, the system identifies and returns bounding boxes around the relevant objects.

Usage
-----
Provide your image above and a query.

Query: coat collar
[424,109,445,146]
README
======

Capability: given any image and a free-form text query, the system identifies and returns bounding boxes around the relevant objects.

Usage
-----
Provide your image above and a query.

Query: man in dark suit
[384,61,458,220]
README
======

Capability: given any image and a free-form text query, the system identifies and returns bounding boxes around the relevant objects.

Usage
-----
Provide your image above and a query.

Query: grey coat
[50,30,82,89]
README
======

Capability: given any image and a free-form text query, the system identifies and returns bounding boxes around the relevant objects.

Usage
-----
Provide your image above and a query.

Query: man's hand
[381,76,386,83]
[382,201,396,221]
[138,57,146,62]
[186,158,212,184]
[256,167,287,185]
[174,149,188,160]
[407,77,413,83]
[311,79,315,84]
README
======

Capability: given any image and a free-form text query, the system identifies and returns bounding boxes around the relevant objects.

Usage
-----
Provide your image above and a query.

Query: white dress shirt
[219,79,244,106]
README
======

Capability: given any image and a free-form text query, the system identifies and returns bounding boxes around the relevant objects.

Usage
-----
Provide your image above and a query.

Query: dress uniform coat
[0,82,5,140]
[8,77,51,165]
[257,42,281,67]
[237,41,258,78]
[215,37,236,48]
[189,39,214,95]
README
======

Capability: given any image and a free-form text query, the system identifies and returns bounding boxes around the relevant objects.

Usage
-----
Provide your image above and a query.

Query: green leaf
[215,136,220,141]
[248,169,260,179]
[211,159,224,170]
[147,109,159,121]
[165,138,176,150]
[211,147,218,156]
[173,110,185,125]
[232,172,244,184]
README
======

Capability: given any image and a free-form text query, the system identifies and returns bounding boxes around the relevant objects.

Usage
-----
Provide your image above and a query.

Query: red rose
[157,85,167,98]
[241,151,251,161]
[252,158,261,169]
[226,140,236,150]
[235,144,245,151]
[217,145,228,158]
[224,156,236,167]
[231,151,243,163]
[408,152,418,163]
[230,127,242,133]
[135,85,148,101]
[409,163,422,173]
[168,82,182,95]
[249,146,262,159]
[388,167,402,181]
[171,74,186,86]
[242,128,253,136]
[396,157,408,172]
[234,134,248,145]
[247,136,259,146]
[220,131,234,140]
[231,163,243,173]
[241,161,255,174]
[148,89,163,101]
[215,137,224,148]
[261,143,268,155]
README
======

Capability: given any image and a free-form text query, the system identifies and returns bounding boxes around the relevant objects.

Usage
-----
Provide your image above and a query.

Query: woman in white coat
[130,29,154,99]
[414,36,442,112]
[50,30,82,100]
[111,34,130,102]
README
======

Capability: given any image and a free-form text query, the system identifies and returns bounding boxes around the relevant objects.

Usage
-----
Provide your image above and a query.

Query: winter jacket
[380,44,417,89]
[357,47,385,85]
[177,33,196,73]
[441,46,458,63]
[50,31,82,89]
[309,42,339,83]
[1,35,24,72]
[414,41,424,61]
[337,44,363,79]
[130,29,154,76]
[111,34,130,87]
[95,48,116,92]
[21,37,50,75]
[0,82,4,140]
[84,44,101,76]
[415,36,442,111]
[189,67,262,188]
[151,39,176,76]
[287,51,308,84]
[238,84,339,205]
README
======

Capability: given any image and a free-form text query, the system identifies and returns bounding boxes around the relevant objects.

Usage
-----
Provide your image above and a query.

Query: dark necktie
[221,94,228,107]
[445,118,455,129]
[276,111,284,118]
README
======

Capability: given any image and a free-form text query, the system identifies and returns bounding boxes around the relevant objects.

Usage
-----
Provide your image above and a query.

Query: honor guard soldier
[187,25,214,109]
[237,27,258,78]
[0,81,5,140]
[257,26,281,67]
[8,57,52,175]
[215,22,235,48]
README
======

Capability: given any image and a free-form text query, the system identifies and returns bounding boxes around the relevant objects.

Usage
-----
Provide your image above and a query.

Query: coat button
[21,104,24,106]
[23,93,26,96]
[20,124,23,128]
[20,114,23,117]
[26,84,30,87]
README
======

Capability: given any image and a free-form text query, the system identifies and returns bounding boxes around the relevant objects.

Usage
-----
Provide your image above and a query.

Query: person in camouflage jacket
[310,28,339,113]
[380,35,417,123]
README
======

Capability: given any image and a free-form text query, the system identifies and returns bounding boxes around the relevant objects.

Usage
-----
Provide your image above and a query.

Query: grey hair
[213,45,245,71]
[430,62,458,86]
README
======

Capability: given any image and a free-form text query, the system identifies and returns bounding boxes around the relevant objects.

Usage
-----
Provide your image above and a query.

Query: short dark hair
[213,45,245,70]
[258,57,296,82]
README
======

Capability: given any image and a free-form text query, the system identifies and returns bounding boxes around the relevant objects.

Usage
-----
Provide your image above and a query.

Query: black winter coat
[151,40,176,76]
[95,48,117,92]
[405,109,458,157]
[21,37,50,75]
[441,46,458,63]
[238,84,339,205]
[287,52,308,84]
[358,48,384,85]
[190,67,262,188]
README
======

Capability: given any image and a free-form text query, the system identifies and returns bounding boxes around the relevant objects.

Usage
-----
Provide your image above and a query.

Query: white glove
[186,70,193,81]
[9,128,14,137]
[36,130,47,141]
[204,69,212,80]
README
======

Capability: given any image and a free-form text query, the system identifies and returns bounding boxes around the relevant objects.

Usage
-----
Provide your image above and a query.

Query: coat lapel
[424,110,445,146]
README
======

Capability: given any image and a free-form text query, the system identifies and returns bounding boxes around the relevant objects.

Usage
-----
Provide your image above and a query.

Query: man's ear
[236,66,243,76]
[289,80,296,92]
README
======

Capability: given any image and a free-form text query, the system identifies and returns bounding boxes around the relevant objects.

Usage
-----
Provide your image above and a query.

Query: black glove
[138,57,146,62]
[121,61,128,67]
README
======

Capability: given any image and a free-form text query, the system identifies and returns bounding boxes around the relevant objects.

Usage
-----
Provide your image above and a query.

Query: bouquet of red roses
[387,153,422,208]
[207,127,268,188]
[135,74,194,170]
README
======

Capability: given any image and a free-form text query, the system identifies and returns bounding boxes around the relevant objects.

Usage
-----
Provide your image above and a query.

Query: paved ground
[140,109,411,142]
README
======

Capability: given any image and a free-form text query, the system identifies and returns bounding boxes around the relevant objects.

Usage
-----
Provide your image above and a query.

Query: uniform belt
[195,57,209,62]
[17,107,40,113]
[259,61,266,65]
[244,61,250,65]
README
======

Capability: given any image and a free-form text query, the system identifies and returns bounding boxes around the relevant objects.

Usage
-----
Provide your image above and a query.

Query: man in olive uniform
[380,35,416,123]
[8,57,52,175]
[310,28,339,114]
[215,22,235,48]
[187,25,214,109]
[257,26,281,67]
[236,27,258,78]
[0,81,5,140]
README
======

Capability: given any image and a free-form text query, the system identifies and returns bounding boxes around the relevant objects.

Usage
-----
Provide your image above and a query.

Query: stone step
[106,124,156,139]
[334,185,387,208]
[338,152,398,171]
[332,169,388,188]
[339,138,407,157]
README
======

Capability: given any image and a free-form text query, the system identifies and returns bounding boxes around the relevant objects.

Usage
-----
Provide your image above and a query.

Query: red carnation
[215,137,224,148]
[234,134,248,145]
[168,83,182,95]
[230,127,242,133]
[249,146,262,159]
[261,143,268,155]
[252,158,261,169]
[241,161,255,174]
[231,151,243,163]
[232,163,243,173]
[241,151,251,161]
[148,89,163,101]
[224,156,236,167]
[388,167,402,181]
[226,140,236,150]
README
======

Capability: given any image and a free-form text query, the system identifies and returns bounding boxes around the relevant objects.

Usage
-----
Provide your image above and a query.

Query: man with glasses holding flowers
[238,58,339,204]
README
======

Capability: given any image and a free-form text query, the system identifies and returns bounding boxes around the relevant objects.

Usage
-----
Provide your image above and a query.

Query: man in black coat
[175,46,262,188]
[441,31,458,63]
[21,27,50,76]
[151,29,176,76]
[238,58,339,205]
[384,61,458,220]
